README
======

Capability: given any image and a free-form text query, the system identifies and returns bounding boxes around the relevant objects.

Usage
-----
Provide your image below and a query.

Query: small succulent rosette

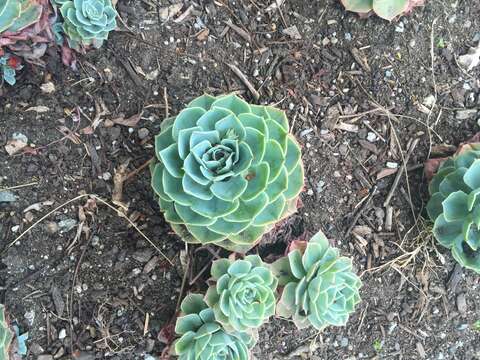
[205,255,278,332]
[151,93,304,253]
[0,54,22,86]
[174,294,256,360]
[340,0,424,21]
[426,141,480,273]
[54,0,117,50]
[0,305,13,360]
[271,231,362,330]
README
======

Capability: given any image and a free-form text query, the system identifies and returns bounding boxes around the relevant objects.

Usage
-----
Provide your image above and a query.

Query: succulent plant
[426,144,480,273]
[340,0,424,21]
[174,294,256,360]
[55,0,117,50]
[151,93,304,253]
[272,231,362,330]
[0,0,57,65]
[0,54,22,85]
[0,305,13,360]
[205,255,277,332]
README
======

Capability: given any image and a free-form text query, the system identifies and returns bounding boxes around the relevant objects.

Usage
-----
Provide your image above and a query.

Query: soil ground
[1,0,480,359]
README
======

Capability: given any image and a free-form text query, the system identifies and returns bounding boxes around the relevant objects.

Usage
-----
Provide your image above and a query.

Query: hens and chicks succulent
[427,142,480,273]
[0,0,117,85]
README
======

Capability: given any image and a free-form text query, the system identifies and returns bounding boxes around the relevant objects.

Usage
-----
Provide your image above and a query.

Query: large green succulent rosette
[205,255,277,332]
[0,305,13,360]
[272,231,362,330]
[55,0,117,50]
[426,144,480,273]
[151,93,304,252]
[174,294,256,360]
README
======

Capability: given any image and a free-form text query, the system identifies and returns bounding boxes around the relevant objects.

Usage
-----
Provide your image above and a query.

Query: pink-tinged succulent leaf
[404,0,425,13]
[425,132,480,180]
[0,0,57,65]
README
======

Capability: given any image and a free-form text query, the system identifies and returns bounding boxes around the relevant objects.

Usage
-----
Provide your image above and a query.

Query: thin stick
[227,63,260,100]
[176,249,190,313]
[383,138,420,207]
[0,181,38,192]
[69,230,95,354]
[163,87,169,118]
[345,185,378,237]
[3,194,173,266]
[125,157,154,183]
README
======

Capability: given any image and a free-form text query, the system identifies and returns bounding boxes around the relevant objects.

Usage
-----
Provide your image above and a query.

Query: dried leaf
[376,168,398,180]
[111,113,142,127]
[158,3,183,20]
[5,139,28,155]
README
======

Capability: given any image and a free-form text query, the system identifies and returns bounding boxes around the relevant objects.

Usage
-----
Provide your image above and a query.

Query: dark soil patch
[1,0,480,359]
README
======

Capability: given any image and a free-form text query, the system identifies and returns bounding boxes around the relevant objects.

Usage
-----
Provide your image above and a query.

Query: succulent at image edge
[205,255,277,332]
[271,230,362,330]
[0,0,56,65]
[173,294,256,360]
[151,93,304,253]
[53,0,117,50]
[427,143,480,273]
[340,0,424,21]
[0,305,13,360]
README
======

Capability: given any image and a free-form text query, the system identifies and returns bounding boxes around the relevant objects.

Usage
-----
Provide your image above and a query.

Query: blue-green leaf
[159,143,184,178]
[212,94,251,115]
[187,94,217,110]
[210,175,248,202]
[241,162,270,201]
[172,107,206,140]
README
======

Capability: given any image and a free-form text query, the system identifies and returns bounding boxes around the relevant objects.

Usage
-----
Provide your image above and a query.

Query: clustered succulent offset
[272,231,362,330]
[0,305,13,360]
[173,238,362,358]
[205,256,277,332]
[54,0,117,50]
[151,93,304,253]
[340,0,424,21]
[427,143,480,273]
[174,294,256,360]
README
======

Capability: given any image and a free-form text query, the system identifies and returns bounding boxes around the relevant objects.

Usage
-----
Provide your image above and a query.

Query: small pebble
[366,132,377,142]
[456,293,467,314]
[138,128,150,139]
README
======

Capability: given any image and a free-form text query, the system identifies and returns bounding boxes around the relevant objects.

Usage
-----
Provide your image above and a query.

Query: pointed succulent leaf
[443,191,470,222]
[340,0,373,13]
[373,0,409,20]
[340,0,422,20]
[271,256,296,286]
[426,192,445,221]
